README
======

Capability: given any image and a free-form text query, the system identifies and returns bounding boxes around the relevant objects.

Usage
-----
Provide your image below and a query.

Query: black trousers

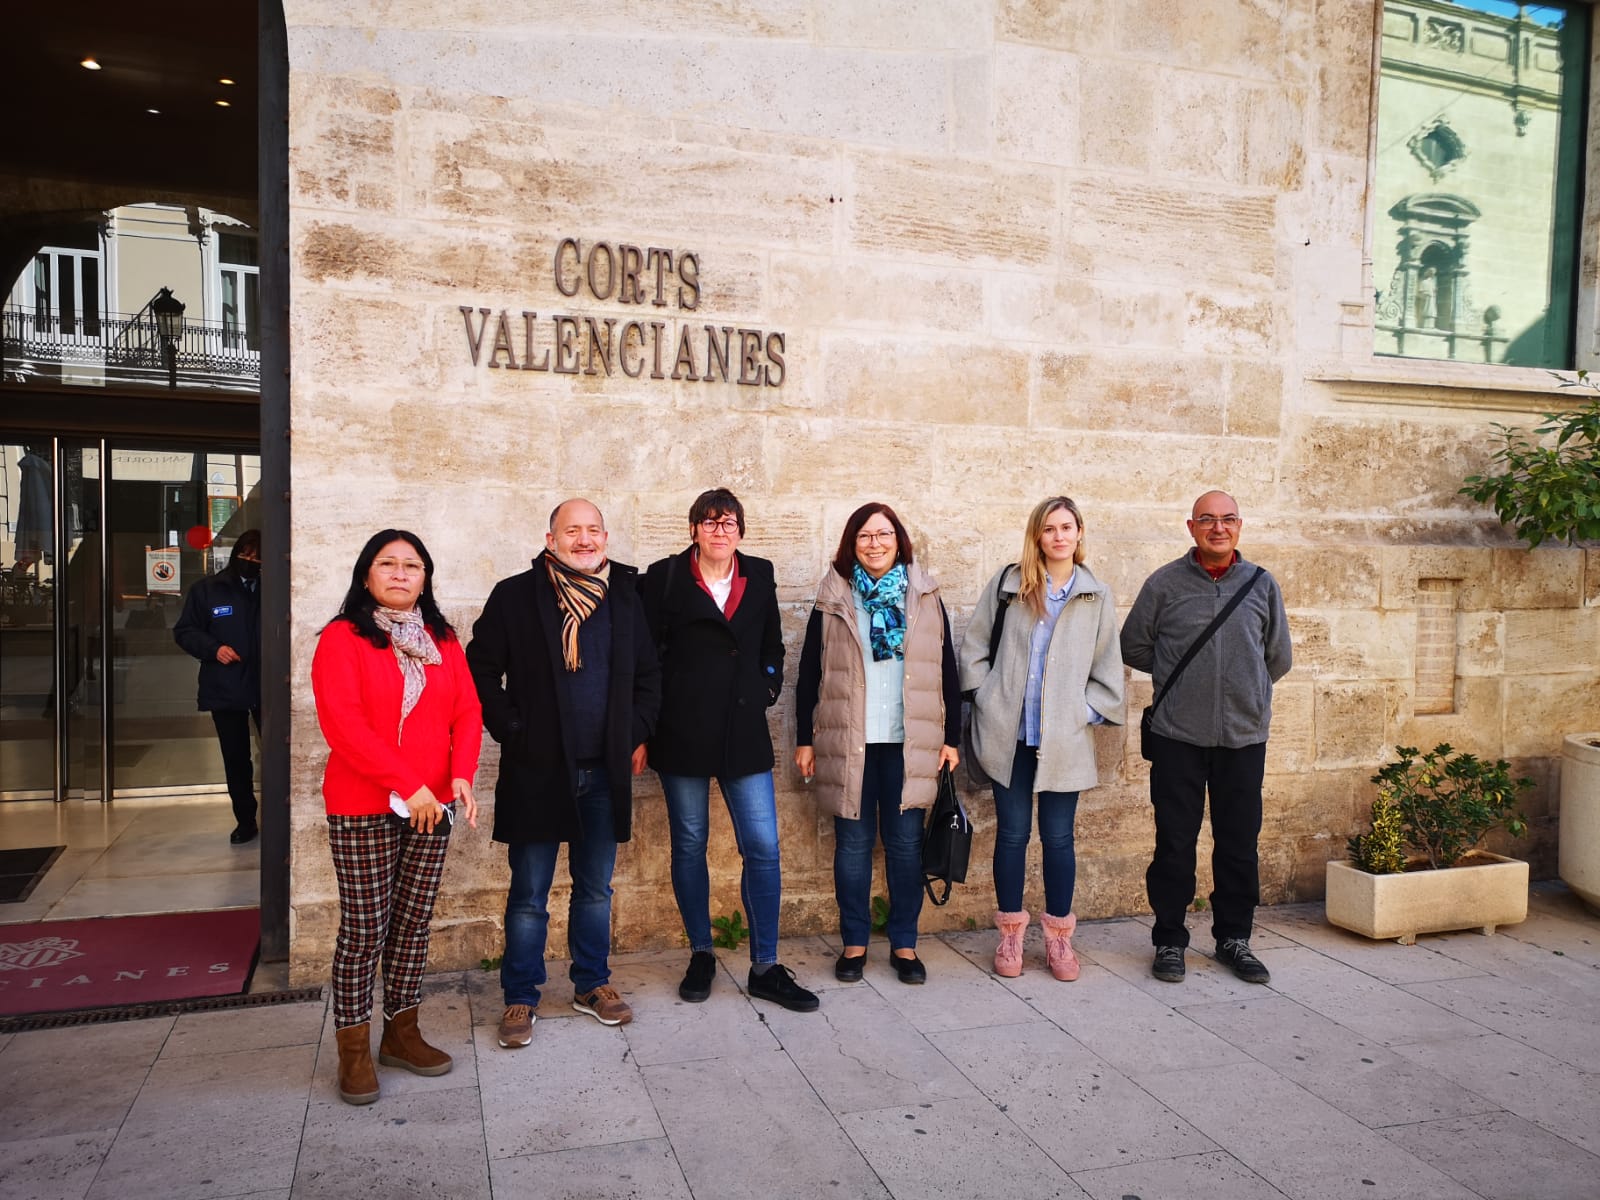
[1145,732,1267,948]
[212,709,261,827]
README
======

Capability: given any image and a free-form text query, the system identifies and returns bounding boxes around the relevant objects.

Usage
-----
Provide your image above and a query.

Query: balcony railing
[1,306,260,393]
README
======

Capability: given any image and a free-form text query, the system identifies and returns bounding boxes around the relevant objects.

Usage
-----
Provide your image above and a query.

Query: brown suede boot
[335,1022,380,1105]
[378,1005,453,1077]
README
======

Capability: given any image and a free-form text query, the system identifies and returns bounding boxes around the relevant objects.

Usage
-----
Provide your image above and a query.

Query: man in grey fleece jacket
[1121,491,1292,985]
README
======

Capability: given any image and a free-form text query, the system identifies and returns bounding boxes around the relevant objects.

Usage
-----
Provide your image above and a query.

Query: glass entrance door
[108,445,260,793]
[0,437,259,800]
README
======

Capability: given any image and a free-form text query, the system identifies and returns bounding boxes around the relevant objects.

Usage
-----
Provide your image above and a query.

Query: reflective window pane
[1373,0,1589,367]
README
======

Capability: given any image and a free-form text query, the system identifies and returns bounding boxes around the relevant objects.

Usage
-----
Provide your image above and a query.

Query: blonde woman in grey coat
[959,496,1125,981]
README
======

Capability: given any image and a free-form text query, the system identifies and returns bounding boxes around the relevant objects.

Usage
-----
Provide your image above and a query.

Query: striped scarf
[545,554,608,672]
[371,606,441,737]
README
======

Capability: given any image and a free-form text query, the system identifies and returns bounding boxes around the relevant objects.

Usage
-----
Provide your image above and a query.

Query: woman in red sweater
[311,529,482,1105]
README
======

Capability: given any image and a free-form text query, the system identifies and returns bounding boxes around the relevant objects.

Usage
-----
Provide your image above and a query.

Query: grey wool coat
[958,562,1126,794]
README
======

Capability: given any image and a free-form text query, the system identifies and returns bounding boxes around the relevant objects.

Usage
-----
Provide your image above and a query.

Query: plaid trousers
[327,813,451,1028]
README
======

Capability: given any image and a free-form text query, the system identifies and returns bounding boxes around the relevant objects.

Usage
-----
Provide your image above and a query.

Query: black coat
[466,553,661,844]
[640,548,784,778]
[173,568,260,712]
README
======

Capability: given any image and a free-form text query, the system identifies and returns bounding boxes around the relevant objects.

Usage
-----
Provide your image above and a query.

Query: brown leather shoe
[378,1005,453,1077]
[335,1022,380,1105]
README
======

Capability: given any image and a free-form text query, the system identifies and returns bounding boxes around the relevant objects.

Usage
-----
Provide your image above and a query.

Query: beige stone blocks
[1064,178,1277,286]
[851,155,1059,266]
[823,339,1031,426]
[994,44,1080,167]
[1314,680,1391,767]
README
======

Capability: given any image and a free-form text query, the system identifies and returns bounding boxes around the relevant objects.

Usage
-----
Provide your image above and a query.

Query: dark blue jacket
[173,568,261,712]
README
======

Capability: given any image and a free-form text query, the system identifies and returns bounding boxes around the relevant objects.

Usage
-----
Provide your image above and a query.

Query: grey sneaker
[497,1004,535,1048]
[1216,938,1271,984]
[1152,945,1186,983]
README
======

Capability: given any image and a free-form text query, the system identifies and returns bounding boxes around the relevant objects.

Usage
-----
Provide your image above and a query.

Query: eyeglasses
[373,558,426,577]
[856,531,897,545]
[1192,515,1240,529]
[697,518,740,534]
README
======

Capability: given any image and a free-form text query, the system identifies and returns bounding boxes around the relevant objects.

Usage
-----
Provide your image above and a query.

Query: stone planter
[1559,733,1600,913]
[1325,854,1528,944]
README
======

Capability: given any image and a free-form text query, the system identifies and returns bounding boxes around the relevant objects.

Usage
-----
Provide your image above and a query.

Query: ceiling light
[215,99,231,107]
[219,77,235,85]
[146,108,160,114]
[80,57,101,70]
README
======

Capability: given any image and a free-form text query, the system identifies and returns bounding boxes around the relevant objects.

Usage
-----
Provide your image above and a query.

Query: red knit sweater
[311,618,484,816]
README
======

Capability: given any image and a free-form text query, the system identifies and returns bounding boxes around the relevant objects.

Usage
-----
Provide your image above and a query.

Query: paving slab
[0,1018,173,1142]
[1139,1060,1478,1200]
[1262,946,1492,1046]
[489,1138,694,1200]
[475,1013,661,1159]
[1009,962,1254,1077]
[1070,1149,1287,1200]
[928,1019,1214,1173]
[1427,924,1600,1008]
[163,1001,326,1058]
[87,1043,314,1200]
[1380,1110,1600,1200]
[1255,905,1488,985]
[1391,1031,1600,1154]
[1180,993,1499,1128]
[839,1096,1088,1199]
[614,954,777,1066]
[760,980,980,1114]
[0,1128,117,1200]
[294,1084,491,1199]
[843,936,1039,1035]
[642,1047,888,1200]
[1400,971,1600,1070]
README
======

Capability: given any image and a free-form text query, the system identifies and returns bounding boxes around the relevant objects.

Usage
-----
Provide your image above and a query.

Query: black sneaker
[1152,945,1186,983]
[834,951,866,982]
[746,963,819,1012]
[1216,938,1271,984]
[679,951,717,1003]
[229,824,259,845]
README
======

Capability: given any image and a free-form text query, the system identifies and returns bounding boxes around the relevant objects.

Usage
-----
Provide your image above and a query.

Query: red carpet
[0,909,259,1016]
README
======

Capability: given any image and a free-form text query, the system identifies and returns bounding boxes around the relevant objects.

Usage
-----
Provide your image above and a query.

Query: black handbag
[1140,566,1265,761]
[922,765,971,905]
[961,566,1017,790]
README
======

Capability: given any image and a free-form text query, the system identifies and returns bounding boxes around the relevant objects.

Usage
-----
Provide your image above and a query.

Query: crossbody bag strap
[987,563,1019,661]
[1149,566,1265,715]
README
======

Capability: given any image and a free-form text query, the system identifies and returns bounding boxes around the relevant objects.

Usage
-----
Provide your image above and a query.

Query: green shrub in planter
[1459,384,1600,547]
[1349,743,1532,873]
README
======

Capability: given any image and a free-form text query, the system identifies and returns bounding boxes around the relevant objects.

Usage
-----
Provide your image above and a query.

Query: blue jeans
[501,766,617,1006]
[992,742,1080,917]
[660,771,782,964]
[834,743,926,951]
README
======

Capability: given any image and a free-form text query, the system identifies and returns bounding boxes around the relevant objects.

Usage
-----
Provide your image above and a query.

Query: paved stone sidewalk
[2,885,1597,1200]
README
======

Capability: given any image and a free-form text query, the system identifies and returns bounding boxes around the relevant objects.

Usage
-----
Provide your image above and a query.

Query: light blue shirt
[854,591,905,743]
[1019,568,1104,747]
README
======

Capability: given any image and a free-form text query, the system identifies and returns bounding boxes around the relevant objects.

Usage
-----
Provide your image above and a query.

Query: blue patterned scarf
[852,562,907,662]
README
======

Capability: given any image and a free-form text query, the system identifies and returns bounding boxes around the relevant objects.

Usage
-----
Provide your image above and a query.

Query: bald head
[546,498,609,574]
[1187,491,1242,570]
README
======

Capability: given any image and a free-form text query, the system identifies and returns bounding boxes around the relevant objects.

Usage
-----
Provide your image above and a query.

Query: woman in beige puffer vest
[795,503,962,987]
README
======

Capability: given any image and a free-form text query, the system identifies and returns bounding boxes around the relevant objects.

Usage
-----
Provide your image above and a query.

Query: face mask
[234,558,261,581]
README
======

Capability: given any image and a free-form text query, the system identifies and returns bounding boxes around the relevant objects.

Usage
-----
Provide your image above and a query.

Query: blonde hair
[1017,496,1086,618]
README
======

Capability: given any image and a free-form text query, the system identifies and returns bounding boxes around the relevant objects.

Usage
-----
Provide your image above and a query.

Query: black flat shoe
[679,950,716,1002]
[229,825,259,845]
[892,954,926,985]
[834,952,866,982]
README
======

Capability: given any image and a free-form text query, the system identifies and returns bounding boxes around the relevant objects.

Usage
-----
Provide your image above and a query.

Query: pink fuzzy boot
[993,910,1029,977]
[1040,912,1080,981]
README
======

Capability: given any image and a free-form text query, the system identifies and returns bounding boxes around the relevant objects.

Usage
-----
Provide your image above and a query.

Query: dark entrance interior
[1,2,288,960]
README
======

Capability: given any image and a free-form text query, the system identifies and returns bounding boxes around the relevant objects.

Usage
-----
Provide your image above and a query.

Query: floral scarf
[372,606,441,737]
[852,561,907,662]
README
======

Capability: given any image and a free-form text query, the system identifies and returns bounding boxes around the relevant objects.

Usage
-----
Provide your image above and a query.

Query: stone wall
[282,0,1600,983]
